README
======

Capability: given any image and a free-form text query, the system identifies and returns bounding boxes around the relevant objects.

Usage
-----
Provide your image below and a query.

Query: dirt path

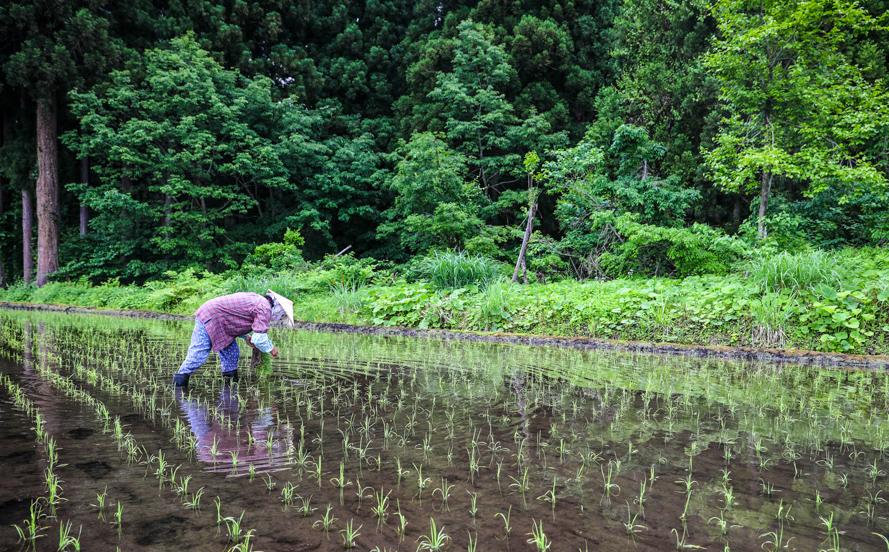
[2,301,887,370]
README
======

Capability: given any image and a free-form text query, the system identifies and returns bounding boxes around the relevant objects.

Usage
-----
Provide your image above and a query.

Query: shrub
[745,250,846,294]
[600,217,750,277]
[241,228,306,275]
[412,250,505,290]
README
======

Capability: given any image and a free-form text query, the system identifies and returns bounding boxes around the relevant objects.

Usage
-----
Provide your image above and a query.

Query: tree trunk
[0,186,5,288]
[757,171,772,240]
[36,96,60,286]
[22,188,33,284]
[79,157,89,236]
[512,200,538,283]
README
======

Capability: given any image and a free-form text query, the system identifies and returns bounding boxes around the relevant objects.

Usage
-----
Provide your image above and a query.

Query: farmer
[172,290,294,386]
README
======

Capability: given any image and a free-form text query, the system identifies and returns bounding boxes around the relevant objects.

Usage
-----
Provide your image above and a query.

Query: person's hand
[270,347,279,358]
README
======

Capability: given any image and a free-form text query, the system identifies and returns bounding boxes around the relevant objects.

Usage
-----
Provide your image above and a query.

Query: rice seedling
[92,486,108,514]
[495,505,512,538]
[760,524,793,551]
[214,496,223,526]
[112,501,124,529]
[313,504,337,531]
[57,520,81,552]
[224,511,247,543]
[623,502,647,537]
[281,481,297,507]
[413,463,431,498]
[296,494,317,517]
[340,519,361,549]
[600,461,620,504]
[509,466,531,507]
[263,473,277,491]
[184,487,205,511]
[417,517,450,552]
[330,461,351,490]
[13,498,46,546]
[467,490,478,518]
[707,509,738,536]
[371,488,390,523]
[467,530,478,552]
[527,519,550,551]
[670,527,705,550]
[759,479,778,497]
[536,476,557,511]
[432,477,455,510]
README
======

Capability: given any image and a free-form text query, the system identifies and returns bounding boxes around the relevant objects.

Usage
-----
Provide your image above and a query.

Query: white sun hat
[267,290,295,327]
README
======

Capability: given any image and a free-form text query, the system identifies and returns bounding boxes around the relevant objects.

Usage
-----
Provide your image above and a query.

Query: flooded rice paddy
[1,310,888,551]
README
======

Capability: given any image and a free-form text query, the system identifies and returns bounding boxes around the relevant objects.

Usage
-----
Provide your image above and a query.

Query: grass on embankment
[1,247,887,355]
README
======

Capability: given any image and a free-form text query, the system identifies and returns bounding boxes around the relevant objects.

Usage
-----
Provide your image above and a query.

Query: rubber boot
[173,373,190,387]
[222,370,239,384]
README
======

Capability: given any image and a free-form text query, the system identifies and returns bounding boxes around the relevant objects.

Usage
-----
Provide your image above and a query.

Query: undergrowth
[1,247,887,354]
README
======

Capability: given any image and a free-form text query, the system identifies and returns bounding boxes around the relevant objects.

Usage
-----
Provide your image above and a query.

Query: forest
[1,0,888,353]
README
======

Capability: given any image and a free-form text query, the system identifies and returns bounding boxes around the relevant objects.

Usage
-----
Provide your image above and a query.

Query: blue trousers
[176,320,240,375]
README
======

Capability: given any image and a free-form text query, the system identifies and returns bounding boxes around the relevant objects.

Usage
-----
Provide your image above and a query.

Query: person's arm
[249,298,278,356]
[248,332,278,357]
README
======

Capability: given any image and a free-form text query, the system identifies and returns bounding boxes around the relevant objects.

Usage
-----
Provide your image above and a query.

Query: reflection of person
[172,290,294,386]
[176,386,278,467]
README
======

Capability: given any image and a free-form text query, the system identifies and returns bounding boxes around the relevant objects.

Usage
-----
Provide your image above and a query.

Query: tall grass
[746,250,846,294]
[416,251,504,290]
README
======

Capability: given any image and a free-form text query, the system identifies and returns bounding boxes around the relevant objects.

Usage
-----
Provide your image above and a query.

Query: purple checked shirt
[195,292,271,352]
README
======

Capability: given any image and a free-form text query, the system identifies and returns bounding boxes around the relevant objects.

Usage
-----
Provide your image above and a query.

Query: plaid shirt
[195,293,271,352]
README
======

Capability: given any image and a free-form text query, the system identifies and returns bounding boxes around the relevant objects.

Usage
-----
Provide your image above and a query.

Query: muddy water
[0,310,888,551]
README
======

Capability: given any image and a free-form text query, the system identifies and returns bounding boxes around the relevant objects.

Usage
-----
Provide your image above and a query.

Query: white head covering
[267,290,295,327]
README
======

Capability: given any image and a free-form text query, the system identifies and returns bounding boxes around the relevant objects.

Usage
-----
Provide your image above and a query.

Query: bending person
[173,290,294,386]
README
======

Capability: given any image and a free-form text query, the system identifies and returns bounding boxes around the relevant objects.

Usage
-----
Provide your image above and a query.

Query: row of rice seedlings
[0,373,83,550]
[16,340,265,552]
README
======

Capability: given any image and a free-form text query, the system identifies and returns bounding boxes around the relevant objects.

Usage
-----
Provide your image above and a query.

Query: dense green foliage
[2,0,887,283]
[1,0,887,353]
